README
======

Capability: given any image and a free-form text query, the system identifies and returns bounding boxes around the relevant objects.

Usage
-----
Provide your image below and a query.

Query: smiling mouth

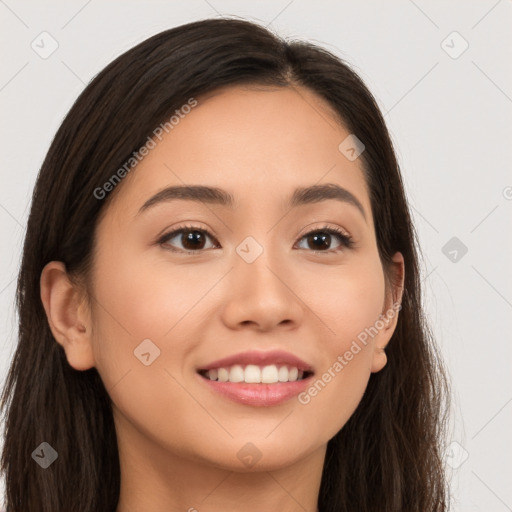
[197,364,313,384]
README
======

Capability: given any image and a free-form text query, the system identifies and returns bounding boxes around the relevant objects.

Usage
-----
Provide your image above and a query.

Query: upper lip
[198,350,314,373]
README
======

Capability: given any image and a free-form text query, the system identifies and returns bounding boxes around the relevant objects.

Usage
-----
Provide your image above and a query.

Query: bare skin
[40,84,404,512]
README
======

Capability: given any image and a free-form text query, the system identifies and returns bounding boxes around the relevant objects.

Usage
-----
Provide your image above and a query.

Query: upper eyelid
[297,223,351,239]
[160,224,352,240]
[159,224,353,250]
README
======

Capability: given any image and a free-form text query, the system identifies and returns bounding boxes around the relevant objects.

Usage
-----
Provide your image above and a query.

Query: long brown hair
[0,17,450,511]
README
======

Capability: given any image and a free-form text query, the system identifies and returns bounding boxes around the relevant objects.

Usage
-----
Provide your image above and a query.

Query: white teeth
[229,364,244,383]
[204,364,307,383]
[288,367,298,382]
[217,368,229,382]
[261,365,279,384]
[244,364,261,383]
[278,365,289,382]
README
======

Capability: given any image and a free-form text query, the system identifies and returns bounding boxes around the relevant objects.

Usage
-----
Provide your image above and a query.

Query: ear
[370,251,405,373]
[40,261,95,371]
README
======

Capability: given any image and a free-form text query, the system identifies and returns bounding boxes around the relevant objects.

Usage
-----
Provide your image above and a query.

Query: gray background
[1,1,511,510]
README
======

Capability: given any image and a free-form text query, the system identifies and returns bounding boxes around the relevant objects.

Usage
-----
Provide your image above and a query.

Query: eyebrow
[137,182,367,222]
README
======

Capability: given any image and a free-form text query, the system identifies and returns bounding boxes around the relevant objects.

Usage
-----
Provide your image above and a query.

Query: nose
[220,249,304,333]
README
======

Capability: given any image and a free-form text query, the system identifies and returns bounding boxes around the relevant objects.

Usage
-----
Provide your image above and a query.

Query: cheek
[91,244,209,339]
[300,254,386,350]
[88,254,209,445]
[294,257,385,431]
[88,243,221,392]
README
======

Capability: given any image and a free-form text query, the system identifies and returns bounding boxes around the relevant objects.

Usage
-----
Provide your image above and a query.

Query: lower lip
[198,373,314,407]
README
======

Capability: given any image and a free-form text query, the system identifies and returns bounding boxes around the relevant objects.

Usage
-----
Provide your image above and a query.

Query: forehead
[104,85,371,222]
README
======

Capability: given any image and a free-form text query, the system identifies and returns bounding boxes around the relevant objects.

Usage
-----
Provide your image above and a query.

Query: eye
[158,224,219,253]
[157,224,354,254]
[295,225,354,253]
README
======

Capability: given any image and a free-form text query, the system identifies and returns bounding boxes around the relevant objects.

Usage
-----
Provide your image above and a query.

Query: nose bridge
[221,232,303,330]
[235,233,287,297]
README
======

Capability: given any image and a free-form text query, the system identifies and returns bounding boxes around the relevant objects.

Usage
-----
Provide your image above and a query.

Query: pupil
[184,230,204,250]
[180,231,332,251]
[309,233,329,250]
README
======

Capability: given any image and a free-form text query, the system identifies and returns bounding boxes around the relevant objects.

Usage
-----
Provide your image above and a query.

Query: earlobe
[370,347,387,373]
[40,261,95,371]
[371,325,394,374]
[371,251,405,373]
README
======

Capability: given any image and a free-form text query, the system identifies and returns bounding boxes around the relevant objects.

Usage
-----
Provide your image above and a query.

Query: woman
[0,17,450,512]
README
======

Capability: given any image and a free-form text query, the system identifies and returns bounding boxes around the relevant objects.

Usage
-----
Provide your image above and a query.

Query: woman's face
[80,85,403,471]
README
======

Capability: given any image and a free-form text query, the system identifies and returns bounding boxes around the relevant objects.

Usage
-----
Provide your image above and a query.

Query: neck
[114,411,325,512]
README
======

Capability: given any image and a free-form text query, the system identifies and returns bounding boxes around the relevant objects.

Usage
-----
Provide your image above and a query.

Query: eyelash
[157,224,355,255]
